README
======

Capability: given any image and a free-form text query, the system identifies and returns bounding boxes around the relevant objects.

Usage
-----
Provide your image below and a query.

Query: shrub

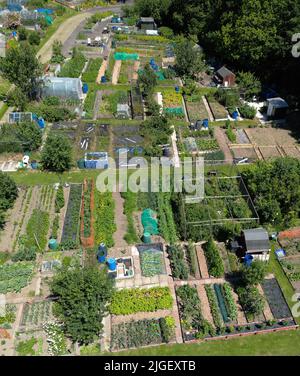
[237,286,265,316]
[167,244,189,280]
[55,185,65,213]
[239,104,256,119]
[159,316,175,343]
[203,239,224,277]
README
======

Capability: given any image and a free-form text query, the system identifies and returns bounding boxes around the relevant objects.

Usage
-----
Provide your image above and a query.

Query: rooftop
[243,228,270,253]
[267,97,289,108]
[216,66,235,78]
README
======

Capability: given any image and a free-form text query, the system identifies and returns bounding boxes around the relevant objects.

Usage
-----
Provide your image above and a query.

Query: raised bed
[261,278,293,320]
[80,179,95,248]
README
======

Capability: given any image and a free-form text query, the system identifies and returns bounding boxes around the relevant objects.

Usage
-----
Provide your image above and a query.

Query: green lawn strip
[106,330,300,356]
[0,103,8,120]
[268,243,300,325]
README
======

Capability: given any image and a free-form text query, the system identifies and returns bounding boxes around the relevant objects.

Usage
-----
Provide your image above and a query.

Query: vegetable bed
[110,318,166,351]
[82,57,103,83]
[0,262,35,294]
[109,287,173,315]
[140,250,165,277]
[61,184,82,249]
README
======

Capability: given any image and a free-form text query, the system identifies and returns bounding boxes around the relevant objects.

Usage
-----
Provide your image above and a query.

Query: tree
[237,71,261,100]
[137,63,157,96]
[18,27,28,41]
[50,266,114,344]
[28,31,41,46]
[242,158,300,228]
[51,40,65,64]
[134,0,172,24]
[17,122,43,151]
[174,38,205,78]
[241,260,268,286]
[0,172,18,212]
[41,134,72,172]
[7,87,28,111]
[0,43,42,100]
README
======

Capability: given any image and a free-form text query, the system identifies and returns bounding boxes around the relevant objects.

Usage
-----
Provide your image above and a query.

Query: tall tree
[0,43,42,100]
[41,134,72,172]
[138,63,157,96]
[174,38,205,78]
[51,266,114,344]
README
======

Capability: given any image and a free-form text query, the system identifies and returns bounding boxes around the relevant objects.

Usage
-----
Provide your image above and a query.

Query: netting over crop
[114,52,139,61]
[141,209,159,235]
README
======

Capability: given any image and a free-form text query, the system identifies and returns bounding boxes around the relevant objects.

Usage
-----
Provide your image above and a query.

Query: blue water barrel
[232,110,239,120]
[31,161,38,170]
[38,117,45,129]
[101,76,107,83]
[202,119,209,128]
[107,258,117,271]
[48,238,58,250]
[175,86,180,93]
[244,254,254,267]
[82,83,88,94]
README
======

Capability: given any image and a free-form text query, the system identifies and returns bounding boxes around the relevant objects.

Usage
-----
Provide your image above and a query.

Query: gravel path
[215,127,233,164]
[197,285,214,324]
[112,60,122,85]
[196,244,209,279]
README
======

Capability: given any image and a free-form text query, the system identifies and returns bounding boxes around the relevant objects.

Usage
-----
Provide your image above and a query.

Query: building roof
[139,17,155,23]
[243,228,270,253]
[267,97,289,108]
[216,66,235,78]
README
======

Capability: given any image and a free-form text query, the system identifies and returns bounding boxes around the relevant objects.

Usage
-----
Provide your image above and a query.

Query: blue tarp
[36,8,54,14]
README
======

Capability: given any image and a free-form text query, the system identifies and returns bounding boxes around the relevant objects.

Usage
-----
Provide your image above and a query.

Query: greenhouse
[42,76,83,100]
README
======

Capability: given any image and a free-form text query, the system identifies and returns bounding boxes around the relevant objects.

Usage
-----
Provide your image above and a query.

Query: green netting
[114,52,139,61]
[164,107,184,115]
[141,209,159,235]
[45,15,53,25]
[214,284,229,323]
[156,71,165,80]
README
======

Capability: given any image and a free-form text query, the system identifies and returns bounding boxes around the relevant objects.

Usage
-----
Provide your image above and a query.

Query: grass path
[106,330,300,356]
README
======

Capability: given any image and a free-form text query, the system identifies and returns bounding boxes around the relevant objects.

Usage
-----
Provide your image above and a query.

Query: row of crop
[109,287,173,315]
[110,316,175,351]
[94,190,116,248]
[176,284,215,339]
[83,83,97,118]
[82,57,103,82]
[221,283,238,322]
[204,284,223,329]
[0,262,35,294]
[203,239,224,277]
[185,241,197,277]
[121,191,139,244]
[80,179,95,248]
[25,209,50,252]
[157,193,178,244]
[61,184,82,249]
[166,244,188,280]
[13,187,32,252]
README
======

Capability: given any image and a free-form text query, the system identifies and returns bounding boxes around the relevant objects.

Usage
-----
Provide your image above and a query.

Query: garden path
[96,60,108,83]
[112,60,122,85]
[230,289,248,325]
[112,189,128,248]
[197,285,214,324]
[196,244,209,278]
[132,61,140,80]
[214,127,233,164]
[202,96,214,121]
[257,284,274,321]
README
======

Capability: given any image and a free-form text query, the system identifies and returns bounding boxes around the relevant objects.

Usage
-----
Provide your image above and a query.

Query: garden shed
[242,228,270,261]
[137,17,157,30]
[42,76,83,100]
[215,66,236,87]
[266,97,289,120]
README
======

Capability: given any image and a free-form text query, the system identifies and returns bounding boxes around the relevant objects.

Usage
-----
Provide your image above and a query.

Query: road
[37,3,126,63]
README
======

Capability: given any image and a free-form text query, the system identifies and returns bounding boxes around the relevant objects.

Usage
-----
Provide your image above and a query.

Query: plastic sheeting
[42,76,83,100]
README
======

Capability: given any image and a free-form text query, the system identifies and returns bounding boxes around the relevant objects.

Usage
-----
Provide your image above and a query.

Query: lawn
[107,330,300,356]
